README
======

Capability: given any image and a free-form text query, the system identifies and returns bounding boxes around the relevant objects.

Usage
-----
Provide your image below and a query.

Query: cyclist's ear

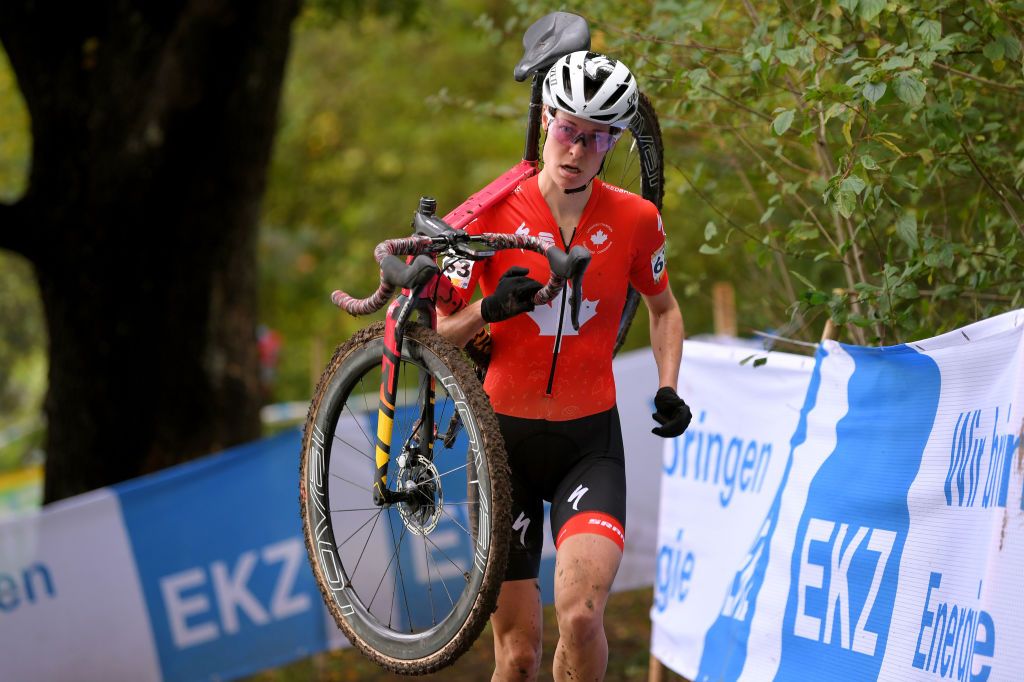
[542,106,559,130]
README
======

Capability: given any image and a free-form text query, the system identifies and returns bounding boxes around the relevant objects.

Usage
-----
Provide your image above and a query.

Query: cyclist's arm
[643,286,684,390]
[437,302,488,347]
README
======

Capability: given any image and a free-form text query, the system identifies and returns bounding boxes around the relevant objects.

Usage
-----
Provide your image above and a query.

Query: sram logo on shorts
[441,255,475,290]
[651,245,666,282]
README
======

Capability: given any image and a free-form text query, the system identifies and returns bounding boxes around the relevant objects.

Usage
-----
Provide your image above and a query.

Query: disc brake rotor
[395,453,443,535]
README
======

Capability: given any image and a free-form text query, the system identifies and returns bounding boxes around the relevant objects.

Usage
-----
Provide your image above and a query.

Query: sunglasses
[547,118,621,153]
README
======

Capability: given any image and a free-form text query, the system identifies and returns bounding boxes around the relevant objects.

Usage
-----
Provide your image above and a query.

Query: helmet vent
[607,84,630,107]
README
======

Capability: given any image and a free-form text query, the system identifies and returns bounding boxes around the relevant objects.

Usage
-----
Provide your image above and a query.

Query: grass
[244,586,692,681]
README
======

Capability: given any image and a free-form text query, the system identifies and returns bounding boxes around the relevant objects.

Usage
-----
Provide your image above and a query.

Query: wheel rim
[600,96,664,353]
[306,335,493,658]
[601,100,663,208]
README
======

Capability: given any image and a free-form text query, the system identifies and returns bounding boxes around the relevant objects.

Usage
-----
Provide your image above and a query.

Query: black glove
[651,387,692,438]
[481,266,542,323]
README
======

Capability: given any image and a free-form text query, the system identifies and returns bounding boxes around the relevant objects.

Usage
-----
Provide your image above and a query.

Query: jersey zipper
[545,292,568,396]
[545,225,576,397]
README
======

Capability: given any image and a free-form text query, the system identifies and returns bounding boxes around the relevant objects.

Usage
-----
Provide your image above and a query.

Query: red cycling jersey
[443,175,668,420]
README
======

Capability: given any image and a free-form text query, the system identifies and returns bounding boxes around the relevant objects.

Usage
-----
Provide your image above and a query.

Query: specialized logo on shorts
[568,484,589,511]
[651,245,666,283]
[441,255,474,290]
[580,222,614,255]
[512,512,531,547]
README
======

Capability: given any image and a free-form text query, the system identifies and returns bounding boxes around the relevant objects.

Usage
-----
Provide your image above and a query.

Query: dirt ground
[245,586,691,681]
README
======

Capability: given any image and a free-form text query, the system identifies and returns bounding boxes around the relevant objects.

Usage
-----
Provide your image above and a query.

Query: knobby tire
[300,322,511,674]
[606,93,665,355]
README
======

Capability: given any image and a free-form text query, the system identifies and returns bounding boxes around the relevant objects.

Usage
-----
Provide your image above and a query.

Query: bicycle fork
[372,289,437,507]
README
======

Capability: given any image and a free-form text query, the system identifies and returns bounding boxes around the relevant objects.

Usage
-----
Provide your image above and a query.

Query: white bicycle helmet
[542,51,638,130]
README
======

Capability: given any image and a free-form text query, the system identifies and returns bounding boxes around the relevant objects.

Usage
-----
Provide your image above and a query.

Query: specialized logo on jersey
[525,285,599,337]
[651,245,666,283]
[514,222,555,248]
[657,213,665,235]
[580,222,614,255]
[513,512,531,547]
[441,255,475,290]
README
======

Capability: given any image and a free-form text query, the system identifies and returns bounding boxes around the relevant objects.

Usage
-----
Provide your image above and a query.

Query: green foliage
[0,47,29,202]
[304,0,422,26]
[0,252,46,469]
[5,0,1023,427]
[512,0,1024,345]
[260,0,526,401]
[0,50,44,469]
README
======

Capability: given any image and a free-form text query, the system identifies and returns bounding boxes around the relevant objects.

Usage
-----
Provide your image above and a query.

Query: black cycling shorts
[496,406,627,582]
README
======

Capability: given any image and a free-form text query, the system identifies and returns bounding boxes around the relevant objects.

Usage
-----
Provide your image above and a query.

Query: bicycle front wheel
[601,92,665,354]
[300,322,511,674]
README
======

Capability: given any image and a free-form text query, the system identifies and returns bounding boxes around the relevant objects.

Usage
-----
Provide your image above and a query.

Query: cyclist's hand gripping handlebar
[330,199,592,322]
[413,210,593,330]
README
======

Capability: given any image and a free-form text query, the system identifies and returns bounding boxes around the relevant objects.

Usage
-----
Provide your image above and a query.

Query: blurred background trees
[1,0,1022,494]
[0,1,300,501]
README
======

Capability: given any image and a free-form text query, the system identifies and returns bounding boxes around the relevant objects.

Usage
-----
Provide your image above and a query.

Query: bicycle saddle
[513,12,590,82]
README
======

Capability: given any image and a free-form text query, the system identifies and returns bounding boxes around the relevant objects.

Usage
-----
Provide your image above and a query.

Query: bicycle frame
[440,76,545,230]
[370,77,548,506]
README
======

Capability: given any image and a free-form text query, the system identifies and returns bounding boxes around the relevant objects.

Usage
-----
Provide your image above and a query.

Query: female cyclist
[438,50,692,681]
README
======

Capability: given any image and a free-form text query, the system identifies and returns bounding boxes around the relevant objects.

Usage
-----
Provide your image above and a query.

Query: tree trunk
[0,0,301,502]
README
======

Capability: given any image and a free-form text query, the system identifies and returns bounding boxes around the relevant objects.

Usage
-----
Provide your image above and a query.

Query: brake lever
[565,246,590,331]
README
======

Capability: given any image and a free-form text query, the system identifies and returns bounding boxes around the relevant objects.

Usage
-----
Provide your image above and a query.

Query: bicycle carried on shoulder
[300,11,665,675]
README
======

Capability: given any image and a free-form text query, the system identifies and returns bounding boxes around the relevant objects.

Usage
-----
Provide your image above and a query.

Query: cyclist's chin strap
[562,157,606,195]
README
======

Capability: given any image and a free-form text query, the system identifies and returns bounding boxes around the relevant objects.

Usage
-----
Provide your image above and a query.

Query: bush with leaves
[514,0,1023,345]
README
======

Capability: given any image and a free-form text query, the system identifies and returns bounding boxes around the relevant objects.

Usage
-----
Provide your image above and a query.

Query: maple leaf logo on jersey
[581,222,613,255]
[525,285,598,337]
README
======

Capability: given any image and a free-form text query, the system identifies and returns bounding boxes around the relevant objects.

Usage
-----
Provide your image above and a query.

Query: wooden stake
[647,653,666,682]
[711,281,737,337]
[821,318,838,342]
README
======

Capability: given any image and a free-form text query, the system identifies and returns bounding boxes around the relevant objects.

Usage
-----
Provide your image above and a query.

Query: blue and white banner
[0,345,675,681]
[652,309,1024,681]
[0,431,324,682]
